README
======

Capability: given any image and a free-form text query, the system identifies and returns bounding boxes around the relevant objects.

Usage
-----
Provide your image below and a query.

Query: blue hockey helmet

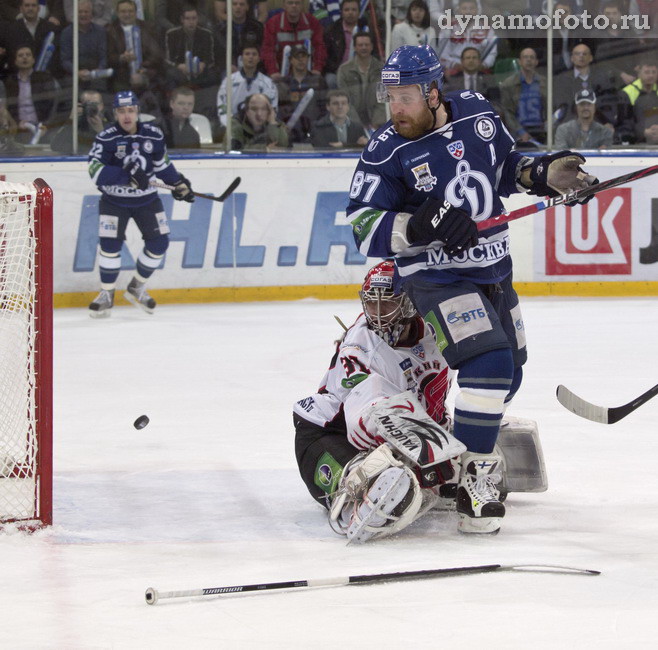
[112,90,139,109]
[379,45,444,100]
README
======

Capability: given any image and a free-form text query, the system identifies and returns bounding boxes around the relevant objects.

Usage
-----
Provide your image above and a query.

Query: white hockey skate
[456,451,505,534]
[88,289,114,318]
[124,278,156,314]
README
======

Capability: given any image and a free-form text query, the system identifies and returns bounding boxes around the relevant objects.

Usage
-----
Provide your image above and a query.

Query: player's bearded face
[388,86,434,139]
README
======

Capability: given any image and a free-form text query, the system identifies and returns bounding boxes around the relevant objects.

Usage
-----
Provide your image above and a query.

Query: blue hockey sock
[454,348,515,453]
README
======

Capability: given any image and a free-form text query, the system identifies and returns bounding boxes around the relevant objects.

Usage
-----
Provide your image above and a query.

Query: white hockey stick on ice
[145,563,599,604]
[556,383,658,424]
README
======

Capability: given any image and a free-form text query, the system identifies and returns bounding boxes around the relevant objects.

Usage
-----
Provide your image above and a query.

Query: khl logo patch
[447,140,464,160]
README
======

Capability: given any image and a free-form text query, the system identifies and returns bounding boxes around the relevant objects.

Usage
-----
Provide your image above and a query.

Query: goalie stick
[149,176,241,203]
[145,563,599,604]
[556,382,658,424]
[477,164,658,231]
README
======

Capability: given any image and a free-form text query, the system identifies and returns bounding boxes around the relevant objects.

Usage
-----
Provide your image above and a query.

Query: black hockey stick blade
[145,563,599,604]
[556,383,658,424]
[215,176,241,202]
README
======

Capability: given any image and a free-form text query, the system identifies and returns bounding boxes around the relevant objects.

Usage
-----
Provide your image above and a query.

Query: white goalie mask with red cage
[359,261,416,346]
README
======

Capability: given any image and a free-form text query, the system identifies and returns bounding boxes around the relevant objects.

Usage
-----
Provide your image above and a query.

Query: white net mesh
[0,182,38,522]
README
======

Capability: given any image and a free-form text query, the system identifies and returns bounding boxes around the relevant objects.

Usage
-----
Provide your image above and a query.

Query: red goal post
[0,178,53,527]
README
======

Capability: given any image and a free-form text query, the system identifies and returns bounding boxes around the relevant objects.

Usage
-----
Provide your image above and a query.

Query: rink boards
[1,152,657,305]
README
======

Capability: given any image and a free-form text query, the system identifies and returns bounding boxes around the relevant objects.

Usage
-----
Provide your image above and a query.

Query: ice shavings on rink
[2,297,658,648]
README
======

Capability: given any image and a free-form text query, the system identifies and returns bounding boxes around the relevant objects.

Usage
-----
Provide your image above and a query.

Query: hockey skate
[88,289,114,318]
[124,278,156,314]
[456,451,505,534]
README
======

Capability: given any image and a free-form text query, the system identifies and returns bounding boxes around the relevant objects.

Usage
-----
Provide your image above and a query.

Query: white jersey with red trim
[293,314,452,450]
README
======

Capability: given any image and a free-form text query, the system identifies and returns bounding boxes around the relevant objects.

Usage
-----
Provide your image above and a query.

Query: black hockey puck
[134,415,150,430]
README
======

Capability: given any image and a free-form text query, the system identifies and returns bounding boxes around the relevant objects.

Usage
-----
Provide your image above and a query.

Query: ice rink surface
[2,296,658,649]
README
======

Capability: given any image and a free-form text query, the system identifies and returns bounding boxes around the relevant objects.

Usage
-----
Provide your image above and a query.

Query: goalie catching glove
[521,151,599,205]
[407,198,479,257]
[172,175,195,202]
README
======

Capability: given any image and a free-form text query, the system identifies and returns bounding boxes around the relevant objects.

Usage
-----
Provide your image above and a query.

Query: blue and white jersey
[88,121,182,207]
[347,90,526,285]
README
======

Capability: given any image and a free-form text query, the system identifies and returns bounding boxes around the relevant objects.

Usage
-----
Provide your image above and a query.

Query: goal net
[0,179,53,527]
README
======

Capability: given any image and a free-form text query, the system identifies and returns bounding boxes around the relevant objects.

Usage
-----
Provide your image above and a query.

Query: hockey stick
[149,176,241,203]
[145,563,599,604]
[477,164,658,231]
[556,383,658,424]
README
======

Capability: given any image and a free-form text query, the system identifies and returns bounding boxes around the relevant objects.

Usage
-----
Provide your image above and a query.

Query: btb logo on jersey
[115,144,126,159]
[447,140,464,160]
[411,162,437,193]
[474,116,496,141]
[143,140,153,153]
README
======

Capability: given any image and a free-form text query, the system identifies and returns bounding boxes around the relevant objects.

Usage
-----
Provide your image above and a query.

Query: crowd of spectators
[0,0,657,155]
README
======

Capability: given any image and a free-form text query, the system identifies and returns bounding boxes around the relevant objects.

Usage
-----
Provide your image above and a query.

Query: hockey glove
[172,175,195,203]
[407,198,479,257]
[128,162,149,191]
[525,151,599,205]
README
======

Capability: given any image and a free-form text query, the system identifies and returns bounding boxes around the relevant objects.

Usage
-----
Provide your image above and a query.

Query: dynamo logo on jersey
[445,159,493,221]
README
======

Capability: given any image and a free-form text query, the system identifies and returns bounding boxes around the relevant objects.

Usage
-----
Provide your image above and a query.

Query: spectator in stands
[4,44,58,143]
[622,60,658,108]
[129,70,163,121]
[337,31,386,131]
[214,0,269,25]
[437,0,497,77]
[500,47,547,146]
[310,88,366,148]
[445,47,498,98]
[593,1,641,86]
[622,60,658,143]
[529,1,591,75]
[390,0,436,52]
[164,5,216,90]
[62,0,114,27]
[5,0,61,76]
[50,88,107,153]
[554,89,613,149]
[217,44,278,126]
[276,43,327,142]
[106,0,163,92]
[0,79,22,153]
[59,0,108,91]
[156,0,211,38]
[213,0,264,70]
[160,86,201,149]
[554,42,625,133]
[323,0,369,88]
[228,92,289,150]
[261,0,327,81]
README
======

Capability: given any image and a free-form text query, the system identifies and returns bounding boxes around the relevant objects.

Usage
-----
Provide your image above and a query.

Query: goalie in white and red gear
[293,261,456,542]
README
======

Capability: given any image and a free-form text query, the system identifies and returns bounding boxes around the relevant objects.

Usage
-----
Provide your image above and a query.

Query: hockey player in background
[347,45,597,534]
[87,90,194,318]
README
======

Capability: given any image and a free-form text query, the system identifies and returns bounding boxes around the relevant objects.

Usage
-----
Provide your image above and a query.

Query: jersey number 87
[350,171,381,202]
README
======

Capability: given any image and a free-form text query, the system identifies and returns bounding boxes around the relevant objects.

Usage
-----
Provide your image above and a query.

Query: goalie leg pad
[496,416,547,493]
[329,444,423,544]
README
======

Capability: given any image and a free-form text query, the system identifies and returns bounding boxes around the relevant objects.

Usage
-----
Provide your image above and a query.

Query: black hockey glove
[128,161,149,191]
[172,175,195,203]
[407,198,479,257]
[525,151,599,205]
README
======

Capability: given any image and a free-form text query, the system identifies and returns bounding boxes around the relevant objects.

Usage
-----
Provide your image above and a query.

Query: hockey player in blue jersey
[347,45,598,535]
[87,90,195,317]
